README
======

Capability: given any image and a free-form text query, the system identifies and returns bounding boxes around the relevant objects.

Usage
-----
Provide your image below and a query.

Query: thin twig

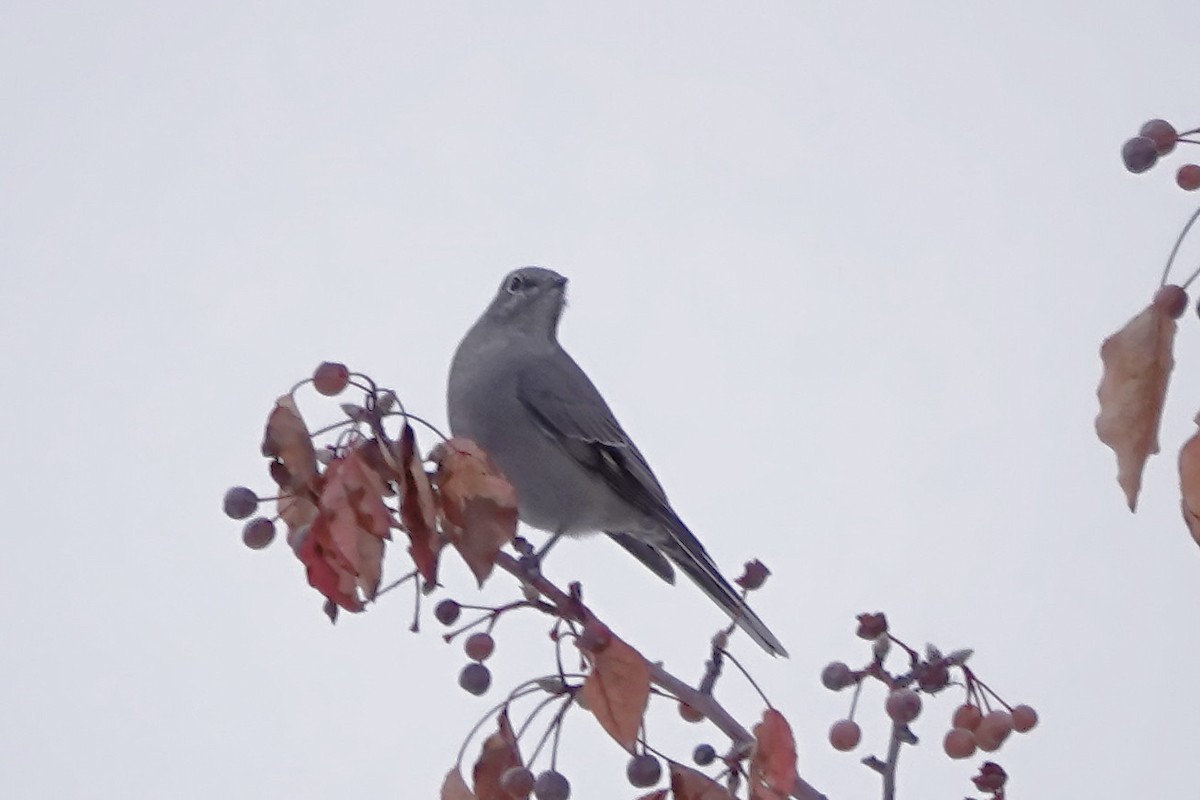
[882,722,903,800]
[1160,203,1200,288]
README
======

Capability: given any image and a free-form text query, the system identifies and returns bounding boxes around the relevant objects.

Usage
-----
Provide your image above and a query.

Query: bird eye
[505,274,524,294]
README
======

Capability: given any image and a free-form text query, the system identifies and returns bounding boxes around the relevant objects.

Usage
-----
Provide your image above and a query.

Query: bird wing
[515,354,670,518]
[517,353,789,657]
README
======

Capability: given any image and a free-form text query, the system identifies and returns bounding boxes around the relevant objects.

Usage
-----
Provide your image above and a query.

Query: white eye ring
[505,274,524,293]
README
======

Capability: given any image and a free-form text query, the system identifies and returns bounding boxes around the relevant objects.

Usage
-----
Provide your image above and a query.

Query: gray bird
[447,266,787,657]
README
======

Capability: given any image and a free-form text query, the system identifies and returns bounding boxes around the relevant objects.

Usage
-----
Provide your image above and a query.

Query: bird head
[483,266,569,338]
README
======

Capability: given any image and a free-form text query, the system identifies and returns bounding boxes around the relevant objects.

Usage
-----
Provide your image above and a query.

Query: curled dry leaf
[431,438,518,586]
[440,767,475,800]
[398,423,440,583]
[1096,302,1177,510]
[293,447,393,611]
[277,493,318,534]
[751,708,798,797]
[318,449,391,600]
[261,395,319,489]
[471,708,522,800]
[669,763,735,800]
[579,631,650,752]
[296,513,363,612]
[735,559,771,590]
[1178,414,1200,548]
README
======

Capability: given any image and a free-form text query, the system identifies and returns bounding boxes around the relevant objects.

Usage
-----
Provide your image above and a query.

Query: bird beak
[553,275,568,289]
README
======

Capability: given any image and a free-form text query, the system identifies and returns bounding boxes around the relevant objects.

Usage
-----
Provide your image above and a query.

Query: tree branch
[489,550,829,800]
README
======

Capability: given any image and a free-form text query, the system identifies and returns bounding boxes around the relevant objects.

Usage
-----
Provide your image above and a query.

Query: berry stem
[525,696,574,769]
[1159,203,1200,288]
[848,677,864,720]
[886,634,920,666]
[515,692,572,743]
[963,668,1012,712]
[715,647,773,709]
[440,600,551,643]
[453,692,539,769]
[392,411,451,444]
[308,418,356,439]
[373,568,417,599]
[409,572,421,633]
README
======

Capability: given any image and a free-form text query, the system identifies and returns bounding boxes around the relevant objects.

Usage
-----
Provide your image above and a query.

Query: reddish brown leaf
[1096,302,1177,510]
[261,395,319,489]
[669,763,734,800]
[318,449,391,600]
[751,709,798,797]
[295,514,363,612]
[440,767,475,800]
[749,782,787,800]
[471,708,522,800]
[1179,414,1200,548]
[277,493,318,532]
[635,791,668,800]
[579,632,650,752]
[398,423,440,583]
[432,438,518,585]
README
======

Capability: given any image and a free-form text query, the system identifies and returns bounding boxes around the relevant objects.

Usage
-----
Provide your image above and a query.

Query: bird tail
[658,520,789,657]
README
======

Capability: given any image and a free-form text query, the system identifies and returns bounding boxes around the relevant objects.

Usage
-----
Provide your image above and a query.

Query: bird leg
[519,529,565,578]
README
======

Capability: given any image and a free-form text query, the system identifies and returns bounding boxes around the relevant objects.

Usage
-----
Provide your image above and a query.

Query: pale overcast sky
[4,3,1200,799]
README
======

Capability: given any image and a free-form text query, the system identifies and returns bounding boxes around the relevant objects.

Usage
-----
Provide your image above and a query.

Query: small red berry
[1012,704,1039,732]
[820,661,855,691]
[434,599,461,626]
[465,632,495,662]
[885,688,922,724]
[1140,118,1178,155]
[975,710,1013,751]
[241,517,276,549]
[313,362,350,396]
[1154,285,1188,319]
[951,703,983,731]
[943,727,976,759]
[1122,136,1159,173]
[1178,164,1200,191]
[829,719,861,751]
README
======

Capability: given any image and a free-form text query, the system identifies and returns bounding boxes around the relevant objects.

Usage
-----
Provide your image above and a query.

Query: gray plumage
[447,267,787,657]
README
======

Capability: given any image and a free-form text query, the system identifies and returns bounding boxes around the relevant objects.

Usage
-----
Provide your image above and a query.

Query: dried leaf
[579,633,650,752]
[440,767,475,800]
[735,559,771,590]
[398,423,440,583]
[295,514,363,612]
[277,493,318,532]
[751,709,798,797]
[636,791,669,800]
[1179,414,1200,548]
[432,438,518,585]
[669,763,735,800]
[471,708,522,800]
[749,782,787,800]
[318,449,391,600]
[261,395,319,489]
[1096,303,1177,510]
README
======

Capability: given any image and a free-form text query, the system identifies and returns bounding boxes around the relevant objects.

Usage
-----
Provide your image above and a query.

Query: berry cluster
[1121,118,1200,190]
[433,598,503,696]
[821,613,1036,799]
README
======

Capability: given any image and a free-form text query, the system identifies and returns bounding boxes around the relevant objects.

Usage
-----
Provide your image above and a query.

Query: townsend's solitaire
[447,267,787,656]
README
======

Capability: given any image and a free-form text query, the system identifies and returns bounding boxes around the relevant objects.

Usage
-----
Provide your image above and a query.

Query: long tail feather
[659,522,788,657]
